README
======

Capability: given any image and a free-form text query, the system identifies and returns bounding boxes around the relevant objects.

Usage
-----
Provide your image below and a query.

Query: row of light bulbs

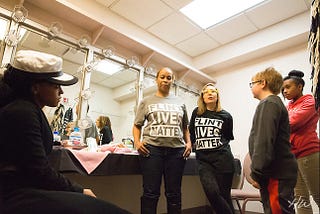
[4,5,91,49]
[5,5,199,97]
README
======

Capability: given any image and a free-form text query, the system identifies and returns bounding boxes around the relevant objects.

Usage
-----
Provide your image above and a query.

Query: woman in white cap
[0,50,130,214]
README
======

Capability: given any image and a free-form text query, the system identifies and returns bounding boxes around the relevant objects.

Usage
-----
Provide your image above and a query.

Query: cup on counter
[87,137,98,152]
[122,138,134,148]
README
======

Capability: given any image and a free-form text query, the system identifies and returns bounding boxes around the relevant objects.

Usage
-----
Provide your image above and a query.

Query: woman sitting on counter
[0,50,130,214]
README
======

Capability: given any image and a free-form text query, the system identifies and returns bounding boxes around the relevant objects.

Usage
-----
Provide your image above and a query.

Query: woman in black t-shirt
[189,83,235,214]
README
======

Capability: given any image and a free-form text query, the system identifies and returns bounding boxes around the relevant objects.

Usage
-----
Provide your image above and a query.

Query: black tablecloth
[48,147,199,176]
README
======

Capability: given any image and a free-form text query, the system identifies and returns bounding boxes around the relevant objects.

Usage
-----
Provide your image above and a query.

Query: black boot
[167,201,181,214]
[141,196,158,214]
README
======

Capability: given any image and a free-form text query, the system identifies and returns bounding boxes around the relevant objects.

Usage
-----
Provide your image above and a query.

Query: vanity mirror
[0,14,141,143]
[143,67,200,117]
[13,26,87,126]
[87,52,140,141]
[0,16,9,62]
[0,6,199,144]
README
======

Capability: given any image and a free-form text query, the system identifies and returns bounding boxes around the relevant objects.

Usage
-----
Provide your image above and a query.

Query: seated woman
[96,116,113,145]
[0,50,130,214]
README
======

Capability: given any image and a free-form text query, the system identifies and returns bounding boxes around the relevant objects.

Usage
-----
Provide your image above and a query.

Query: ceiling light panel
[180,0,266,29]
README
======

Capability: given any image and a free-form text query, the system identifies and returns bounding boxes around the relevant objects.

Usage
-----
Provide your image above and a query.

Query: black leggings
[198,160,235,214]
[3,188,131,214]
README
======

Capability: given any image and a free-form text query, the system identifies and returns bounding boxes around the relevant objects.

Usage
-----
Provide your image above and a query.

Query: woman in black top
[96,115,113,145]
[0,50,129,214]
[189,83,235,214]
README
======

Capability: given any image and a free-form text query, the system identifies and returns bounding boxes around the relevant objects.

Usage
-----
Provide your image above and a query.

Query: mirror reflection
[88,53,139,142]
[0,17,9,62]
[13,27,140,144]
[15,27,86,134]
[143,72,199,117]
[3,23,198,145]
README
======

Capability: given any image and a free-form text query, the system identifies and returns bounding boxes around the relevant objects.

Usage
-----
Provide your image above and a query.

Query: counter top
[48,146,198,176]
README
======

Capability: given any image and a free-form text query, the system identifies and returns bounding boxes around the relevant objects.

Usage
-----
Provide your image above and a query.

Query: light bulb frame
[4,29,20,47]
[78,34,91,48]
[126,56,139,67]
[11,5,28,23]
[48,22,63,39]
[102,46,115,58]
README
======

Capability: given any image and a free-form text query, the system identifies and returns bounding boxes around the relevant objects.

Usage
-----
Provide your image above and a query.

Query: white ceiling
[98,0,311,55]
[0,0,313,89]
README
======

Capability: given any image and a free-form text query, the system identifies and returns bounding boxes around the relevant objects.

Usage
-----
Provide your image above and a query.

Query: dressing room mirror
[14,27,87,124]
[0,16,9,62]
[143,70,199,117]
[87,52,139,142]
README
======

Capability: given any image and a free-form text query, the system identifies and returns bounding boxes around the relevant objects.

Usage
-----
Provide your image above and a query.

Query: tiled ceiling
[0,0,313,89]
[101,0,311,57]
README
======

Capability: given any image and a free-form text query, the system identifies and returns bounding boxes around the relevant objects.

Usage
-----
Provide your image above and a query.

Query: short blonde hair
[197,83,222,115]
[253,67,283,95]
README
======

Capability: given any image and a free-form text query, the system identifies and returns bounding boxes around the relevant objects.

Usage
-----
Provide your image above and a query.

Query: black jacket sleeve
[189,107,197,146]
[100,126,113,144]
[0,100,83,193]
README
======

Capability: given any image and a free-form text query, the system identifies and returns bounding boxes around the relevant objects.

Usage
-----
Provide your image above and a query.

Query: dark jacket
[99,126,113,145]
[0,99,83,194]
[248,95,297,183]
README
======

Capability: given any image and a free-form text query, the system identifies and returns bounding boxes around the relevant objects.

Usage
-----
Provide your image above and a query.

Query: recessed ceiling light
[95,59,123,75]
[180,0,266,29]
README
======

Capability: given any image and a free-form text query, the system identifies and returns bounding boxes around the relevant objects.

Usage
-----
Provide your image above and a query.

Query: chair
[231,153,262,214]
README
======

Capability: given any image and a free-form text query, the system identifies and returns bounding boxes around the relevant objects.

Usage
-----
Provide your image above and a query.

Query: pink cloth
[114,147,138,154]
[68,148,110,174]
[100,144,139,155]
[100,144,117,153]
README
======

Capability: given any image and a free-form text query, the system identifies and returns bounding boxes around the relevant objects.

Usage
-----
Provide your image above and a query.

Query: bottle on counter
[53,131,61,145]
[69,127,83,146]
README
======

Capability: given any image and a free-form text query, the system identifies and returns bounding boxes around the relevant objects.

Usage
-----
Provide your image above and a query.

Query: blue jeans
[139,144,186,214]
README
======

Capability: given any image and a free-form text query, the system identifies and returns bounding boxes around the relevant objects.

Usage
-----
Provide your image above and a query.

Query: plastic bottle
[69,127,83,146]
[53,131,61,144]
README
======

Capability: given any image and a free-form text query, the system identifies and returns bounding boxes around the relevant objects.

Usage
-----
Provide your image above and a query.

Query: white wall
[211,43,318,213]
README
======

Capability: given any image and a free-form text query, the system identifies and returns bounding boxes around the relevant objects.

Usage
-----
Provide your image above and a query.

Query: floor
[161,206,262,214]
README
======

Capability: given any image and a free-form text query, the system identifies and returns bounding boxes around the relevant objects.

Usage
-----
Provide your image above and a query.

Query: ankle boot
[141,197,158,214]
